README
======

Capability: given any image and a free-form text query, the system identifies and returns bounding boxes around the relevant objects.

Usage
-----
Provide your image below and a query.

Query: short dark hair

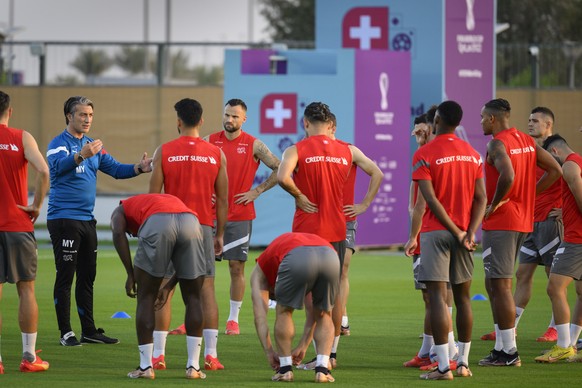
[64,96,93,125]
[437,100,463,127]
[414,114,427,125]
[174,98,203,127]
[0,90,10,116]
[329,112,337,127]
[531,106,555,123]
[542,134,568,150]
[304,102,333,124]
[484,98,511,114]
[425,105,438,125]
[225,98,247,112]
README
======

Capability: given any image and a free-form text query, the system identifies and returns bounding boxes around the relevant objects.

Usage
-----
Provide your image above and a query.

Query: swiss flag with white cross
[342,7,389,50]
[260,93,297,134]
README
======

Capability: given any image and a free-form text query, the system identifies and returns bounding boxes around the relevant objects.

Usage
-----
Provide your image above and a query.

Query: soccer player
[0,90,50,373]
[329,113,383,339]
[47,96,152,347]
[149,98,228,371]
[404,108,461,371]
[478,98,561,367]
[207,98,280,336]
[481,106,562,342]
[412,101,486,380]
[278,102,381,367]
[111,194,206,380]
[251,232,339,383]
[534,135,582,363]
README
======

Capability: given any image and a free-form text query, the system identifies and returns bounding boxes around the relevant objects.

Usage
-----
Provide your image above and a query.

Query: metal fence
[1,41,581,88]
[0,41,314,87]
[497,42,582,89]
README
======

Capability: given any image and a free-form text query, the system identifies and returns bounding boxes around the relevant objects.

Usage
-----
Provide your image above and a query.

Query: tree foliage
[497,0,582,43]
[114,46,152,75]
[259,0,315,42]
[70,48,113,77]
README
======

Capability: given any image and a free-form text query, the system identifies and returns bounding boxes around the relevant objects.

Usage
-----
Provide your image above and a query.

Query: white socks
[139,343,153,369]
[341,315,349,327]
[457,341,471,366]
[280,356,292,367]
[500,328,517,353]
[153,330,168,358]
[331,336,340,353]
[494,324,503,351]
[22,332,37,360]
[228,300,242,322]
[186,336,203,369]
[448,331,457,359]
[419,334,434,357]
[203,329,218,358]
[434,344,449,372]
[556,323,570,348]
[515,306,524,327]
[316,354,330,368]
[570,324,582,347]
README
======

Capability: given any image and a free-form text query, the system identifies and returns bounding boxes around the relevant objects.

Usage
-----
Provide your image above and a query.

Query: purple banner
[354,50,411,246]
[445,0,495,159]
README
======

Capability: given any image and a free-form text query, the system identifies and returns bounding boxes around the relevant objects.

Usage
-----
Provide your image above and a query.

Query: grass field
[0,247,579,386]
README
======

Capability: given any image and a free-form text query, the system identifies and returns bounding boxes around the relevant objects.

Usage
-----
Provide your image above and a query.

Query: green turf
[0,248,579,386]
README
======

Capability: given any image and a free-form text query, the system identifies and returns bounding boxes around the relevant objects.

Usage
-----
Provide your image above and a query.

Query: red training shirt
[208,130,259,221]
[256,232,334,288]
[561,153,582,243]
[533,166,562,222]
[412,133,483,232]
[292,135,352,242]
[0,125,32,232]
[120,193,195,236]
[161,136,221,226]
[483,128,537,232]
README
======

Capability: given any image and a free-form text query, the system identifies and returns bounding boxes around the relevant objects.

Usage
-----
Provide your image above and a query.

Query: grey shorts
[274,246,340,311]
[412,254,426,290]
[418,230,474,285]
[222,220,252,262]
[550,242,582,280]
[345,221,357,253]
[482,230,527,279]
[203,225,215,276]
[519,217,562,267]
[134,213,205,280]
[165,224,215,278]
[331,240,346,274]
[0,232,37,283]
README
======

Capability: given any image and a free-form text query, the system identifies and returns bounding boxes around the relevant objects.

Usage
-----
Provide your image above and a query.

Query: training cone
[111,311,131,318]
[471,294,487,301]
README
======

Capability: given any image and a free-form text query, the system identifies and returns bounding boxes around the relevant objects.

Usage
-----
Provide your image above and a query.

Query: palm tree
[70,48,113,81]
[114,46,152,75]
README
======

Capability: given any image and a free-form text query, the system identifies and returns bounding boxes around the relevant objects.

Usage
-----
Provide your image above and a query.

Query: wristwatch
[77,153,85,163]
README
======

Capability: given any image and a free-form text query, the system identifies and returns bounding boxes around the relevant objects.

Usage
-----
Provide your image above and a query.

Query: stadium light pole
[7,0,14,84]
[248,0,254,43]
[143,0,149,74]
